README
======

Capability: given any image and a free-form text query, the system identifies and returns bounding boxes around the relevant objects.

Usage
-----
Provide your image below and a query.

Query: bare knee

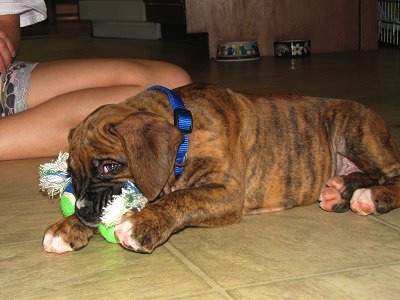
[170,65,192,88]
[148,61,192,89]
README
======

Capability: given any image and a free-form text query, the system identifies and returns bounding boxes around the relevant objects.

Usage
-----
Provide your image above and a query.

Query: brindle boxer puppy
[43,83,400,254]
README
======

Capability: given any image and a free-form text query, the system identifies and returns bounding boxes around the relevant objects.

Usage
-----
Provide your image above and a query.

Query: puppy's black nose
[75,198,101,227]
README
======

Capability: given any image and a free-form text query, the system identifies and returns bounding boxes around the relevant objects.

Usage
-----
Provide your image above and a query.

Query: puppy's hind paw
[319,176,350,213]
[319,186,342,211]
[350,188,376,215]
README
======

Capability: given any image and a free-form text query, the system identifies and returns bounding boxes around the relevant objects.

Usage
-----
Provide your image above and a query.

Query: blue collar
[147,85,193,177]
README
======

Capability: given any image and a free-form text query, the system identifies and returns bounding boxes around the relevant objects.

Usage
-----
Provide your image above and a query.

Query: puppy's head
[68,104,183,227]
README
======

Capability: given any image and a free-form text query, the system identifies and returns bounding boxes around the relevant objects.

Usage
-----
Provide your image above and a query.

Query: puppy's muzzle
[75,197,102,227]
[74,183,124,227]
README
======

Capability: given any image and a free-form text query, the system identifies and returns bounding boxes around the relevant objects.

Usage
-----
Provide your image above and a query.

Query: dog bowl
[216,40,260,62]
[274,39,311,58]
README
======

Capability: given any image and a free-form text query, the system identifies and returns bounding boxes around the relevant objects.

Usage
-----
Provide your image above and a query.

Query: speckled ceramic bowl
[216,40,260,62]
[274,39,311,58]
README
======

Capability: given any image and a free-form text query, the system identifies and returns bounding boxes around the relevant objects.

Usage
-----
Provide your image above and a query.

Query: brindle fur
[43,83,400,253]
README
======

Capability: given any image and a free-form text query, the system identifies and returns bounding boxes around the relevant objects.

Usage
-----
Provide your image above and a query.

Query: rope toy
[39,152,148,243]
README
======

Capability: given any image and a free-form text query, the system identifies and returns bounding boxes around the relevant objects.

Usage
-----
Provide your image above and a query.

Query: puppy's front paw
[43,233,73,254]
[114,220,143,252]
[114,209,173,253]
[43,215,95,254]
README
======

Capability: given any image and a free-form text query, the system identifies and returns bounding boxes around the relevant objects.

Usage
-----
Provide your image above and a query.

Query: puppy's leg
[115,185,242,253]
[350,175,400,215]
[320,101,400,215]
[43,215,95,254]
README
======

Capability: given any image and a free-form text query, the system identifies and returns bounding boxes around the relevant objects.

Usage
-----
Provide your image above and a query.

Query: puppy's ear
[112,113,183,200]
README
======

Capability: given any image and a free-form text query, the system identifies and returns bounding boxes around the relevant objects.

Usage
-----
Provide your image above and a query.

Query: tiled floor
[1,34,400,299]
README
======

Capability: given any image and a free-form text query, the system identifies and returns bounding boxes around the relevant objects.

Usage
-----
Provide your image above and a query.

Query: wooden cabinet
[185,0,378,58]
[144,0,186,25]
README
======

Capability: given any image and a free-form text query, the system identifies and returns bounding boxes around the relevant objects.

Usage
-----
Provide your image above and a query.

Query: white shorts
[0,61,38,117]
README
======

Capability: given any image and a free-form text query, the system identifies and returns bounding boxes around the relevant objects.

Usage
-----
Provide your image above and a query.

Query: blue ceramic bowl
[216,40,260,62]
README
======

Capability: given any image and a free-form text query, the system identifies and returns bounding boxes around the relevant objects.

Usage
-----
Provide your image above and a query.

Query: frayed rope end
[38,152,70,198]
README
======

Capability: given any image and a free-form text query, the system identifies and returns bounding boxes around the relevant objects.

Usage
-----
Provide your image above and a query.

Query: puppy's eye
[103,163,119,175]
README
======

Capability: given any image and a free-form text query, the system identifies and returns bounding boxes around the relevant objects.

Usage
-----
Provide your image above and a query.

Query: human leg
[0,58,191,160]
[26,58,191,108]
[0,85,145,160]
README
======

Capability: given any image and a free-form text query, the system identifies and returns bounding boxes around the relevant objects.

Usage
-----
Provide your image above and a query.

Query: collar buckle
[174,108,193,134]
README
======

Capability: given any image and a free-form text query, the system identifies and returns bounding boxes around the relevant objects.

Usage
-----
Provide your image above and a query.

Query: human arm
[0,14,19,73]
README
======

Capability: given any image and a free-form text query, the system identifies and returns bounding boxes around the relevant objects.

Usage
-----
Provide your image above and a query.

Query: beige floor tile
[168,204,400,288]
[0,212,55,245]
[0,159,62,245]
[0,239,213,299]
[228,263,400,300]
[373,208,400,230]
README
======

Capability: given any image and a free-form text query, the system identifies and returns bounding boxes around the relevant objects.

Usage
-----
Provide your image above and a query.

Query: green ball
[60,191,76,217]
[98,224,119,243]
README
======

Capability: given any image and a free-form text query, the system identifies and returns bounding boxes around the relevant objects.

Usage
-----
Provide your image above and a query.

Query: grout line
[158,290,226,300]
[368,215,400,232]
[164,243,234,300]
[224,260,400,291]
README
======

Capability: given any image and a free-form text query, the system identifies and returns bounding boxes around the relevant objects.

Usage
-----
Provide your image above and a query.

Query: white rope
[38,152,70,197]
[101,181,148,226]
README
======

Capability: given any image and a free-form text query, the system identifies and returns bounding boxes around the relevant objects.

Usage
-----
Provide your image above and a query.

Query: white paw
[350,188,376,215]
[114,221,142,252]
[43,233,73,254]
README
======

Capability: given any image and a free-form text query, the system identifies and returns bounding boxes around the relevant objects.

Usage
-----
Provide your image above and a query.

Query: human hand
[0,29,16,74]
